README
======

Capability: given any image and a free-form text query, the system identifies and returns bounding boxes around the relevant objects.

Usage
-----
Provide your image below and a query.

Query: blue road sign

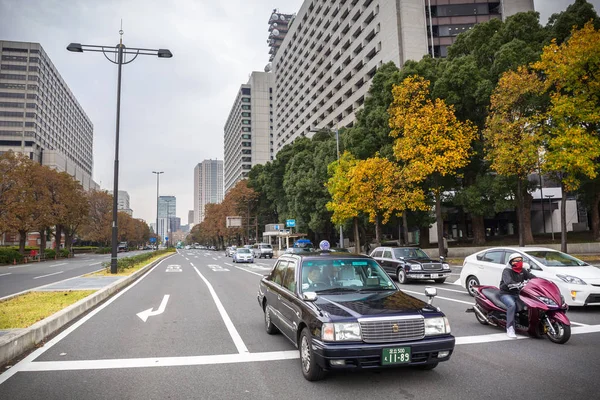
[286,219,296,227]
[165,236,169,241]
[149,237,156,243]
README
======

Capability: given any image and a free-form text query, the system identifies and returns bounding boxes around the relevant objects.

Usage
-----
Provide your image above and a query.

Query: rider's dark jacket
[499,267,536,295]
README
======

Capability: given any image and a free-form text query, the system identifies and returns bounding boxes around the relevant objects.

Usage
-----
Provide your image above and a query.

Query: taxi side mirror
[303,292,318,302]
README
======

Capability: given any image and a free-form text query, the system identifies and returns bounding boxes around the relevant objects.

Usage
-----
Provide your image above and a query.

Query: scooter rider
[499,253,536,339]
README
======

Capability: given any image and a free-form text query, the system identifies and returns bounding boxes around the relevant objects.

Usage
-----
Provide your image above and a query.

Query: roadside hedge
[103,248,175,273]
[0,249,23,264]
[44,249,56,259]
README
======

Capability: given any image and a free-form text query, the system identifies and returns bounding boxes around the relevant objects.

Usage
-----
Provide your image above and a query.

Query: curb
[0,253,173,367]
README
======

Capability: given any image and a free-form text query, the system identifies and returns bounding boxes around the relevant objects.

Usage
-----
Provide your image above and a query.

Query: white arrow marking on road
[137,295,170,322]
[166,265,182,272]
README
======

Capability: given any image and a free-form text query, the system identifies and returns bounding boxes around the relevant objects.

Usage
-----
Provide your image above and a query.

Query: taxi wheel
[264,304,279,334]
[397,268,409,284]
[299,327,326,381]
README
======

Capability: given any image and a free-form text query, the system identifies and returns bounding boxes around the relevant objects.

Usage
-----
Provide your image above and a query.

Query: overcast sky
[0,0,598,225]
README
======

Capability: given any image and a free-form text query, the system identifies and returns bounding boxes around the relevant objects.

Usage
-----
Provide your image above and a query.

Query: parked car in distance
[284,247,314,255]
[253,243,274,258]
[370,246,451,284]
[233,248,254,263]
[460,246,600,306]
[257,241,454,381]
[118,242,128,252]
[329,247,350,253]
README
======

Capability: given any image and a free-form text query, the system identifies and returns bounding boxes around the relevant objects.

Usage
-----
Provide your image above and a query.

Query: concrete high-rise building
[157,195,176,240]
[188,210,194,225]
[272,0,534,154]
[194,160,223,224]
[267,9,295,62]
[224,71,274,193]
[109,190,133,216]
[0,41,97,190]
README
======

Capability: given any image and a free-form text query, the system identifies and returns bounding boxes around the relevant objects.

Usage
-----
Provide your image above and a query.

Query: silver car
[233,248,254,263]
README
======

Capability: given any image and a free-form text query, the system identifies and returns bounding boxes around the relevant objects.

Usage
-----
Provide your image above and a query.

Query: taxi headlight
[409,264,422,270]
[442,263,451,270]
[424,317,451,336]
[322,322,362,341]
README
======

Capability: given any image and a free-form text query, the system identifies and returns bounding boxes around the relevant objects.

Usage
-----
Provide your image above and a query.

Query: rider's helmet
[507,252,523,265]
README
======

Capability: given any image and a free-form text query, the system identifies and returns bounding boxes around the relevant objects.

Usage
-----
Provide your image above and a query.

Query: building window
[0,73,27,80]
[242,119,251,125]
[241,97,251,103]
[241,105,251,110]
[241,112,251,117]
[1,64,27,71]
[0,120,23,127]
[0,111,24,117]
[241,127,251,132]
[1,55,28,62]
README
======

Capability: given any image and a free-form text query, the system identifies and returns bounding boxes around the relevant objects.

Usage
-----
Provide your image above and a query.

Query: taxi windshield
[301,258,396,293]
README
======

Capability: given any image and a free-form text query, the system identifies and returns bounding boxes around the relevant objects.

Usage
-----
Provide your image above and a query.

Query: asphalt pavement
[0,250,150,299]
[0,249,599,399]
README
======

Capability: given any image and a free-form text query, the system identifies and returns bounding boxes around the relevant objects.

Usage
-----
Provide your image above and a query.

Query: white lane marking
[570,321,589,327]
[9,264,31,269]
[137,295,170,322]
[33,271,64,280]
[212,257,218,261]
[224,263,233,267]
[15,324,600,372]
[451,278,462,285]
[89,262,102,266]
[21,350,300,372]
[190,263,195,267]
[0,254,176,385]
[402,289,474,305]
[193,266,248,354]
[232,265,264,277]
[0,272,12,277]
[49,263,67,268]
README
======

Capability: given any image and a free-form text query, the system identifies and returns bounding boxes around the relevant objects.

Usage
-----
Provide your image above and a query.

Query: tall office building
[158,195,176,240]
[109,190,133,216]
[272,0,533,154]
[224,71,274,193]
[188,210,194,225]
[0,41,97,190]
[194,160,223,224]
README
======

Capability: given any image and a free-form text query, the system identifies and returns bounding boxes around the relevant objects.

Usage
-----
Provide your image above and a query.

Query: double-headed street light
[67,31,172,273]
[310,127,344,248]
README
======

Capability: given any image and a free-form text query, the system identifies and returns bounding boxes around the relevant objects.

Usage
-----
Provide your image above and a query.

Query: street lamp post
[545,194,555,241]
[310,127,343,248]
[152,171,163,249]
[67,31,172,273]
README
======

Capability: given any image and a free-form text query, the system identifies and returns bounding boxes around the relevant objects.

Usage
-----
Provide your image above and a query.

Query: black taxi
[257,241,455,381]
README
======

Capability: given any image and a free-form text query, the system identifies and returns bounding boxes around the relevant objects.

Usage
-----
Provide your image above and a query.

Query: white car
[232,248,254,263]
[460,246,600,306]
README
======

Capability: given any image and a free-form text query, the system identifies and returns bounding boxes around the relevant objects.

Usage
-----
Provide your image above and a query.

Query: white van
[253,243,273,259]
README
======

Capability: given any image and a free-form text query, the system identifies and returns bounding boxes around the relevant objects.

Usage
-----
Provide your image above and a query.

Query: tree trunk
[435,191,445,257]
[402,212,409,245]
[55,225,62,250]
[591,192,600,240]
[375,215,381,244]
[18,230,27,255]
[39,226,47,255]
[517,179,524,247]
[523,192,534,245]
[472,215,486,246]
[561,183,568,253]
[419,225,430,248]
[353,217,360,253]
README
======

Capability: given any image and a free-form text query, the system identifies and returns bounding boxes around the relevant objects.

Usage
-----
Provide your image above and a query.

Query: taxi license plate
[382,347,411,365]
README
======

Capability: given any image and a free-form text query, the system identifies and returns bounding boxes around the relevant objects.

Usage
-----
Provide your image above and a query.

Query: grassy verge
[90,250,174,277]
[0,291,95,329]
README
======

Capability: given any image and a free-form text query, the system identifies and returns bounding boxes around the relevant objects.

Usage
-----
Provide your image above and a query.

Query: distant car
[226,246,237,257]
[370,246,451,284]
[329,247,350,253]
[118,242,128,252]
[253,243,274,259]
[257,243,454,381]
[460,246,600,306]
[233,248,254,263]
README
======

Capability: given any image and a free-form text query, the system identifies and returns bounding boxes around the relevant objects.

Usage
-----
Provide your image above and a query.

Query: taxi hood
[314,290,431,319]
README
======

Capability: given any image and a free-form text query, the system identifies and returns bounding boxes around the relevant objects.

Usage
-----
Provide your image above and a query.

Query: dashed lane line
[33,271,64,280]
[0,272,11,277]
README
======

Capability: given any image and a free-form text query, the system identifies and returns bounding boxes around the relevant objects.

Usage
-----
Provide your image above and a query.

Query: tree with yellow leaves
[533,22,600,251]
[389,76,476,256]
[484,66,546,247]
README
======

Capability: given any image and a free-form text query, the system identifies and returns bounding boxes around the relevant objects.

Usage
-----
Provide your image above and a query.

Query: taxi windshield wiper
[358,287,396,292]
[314,287,360,293]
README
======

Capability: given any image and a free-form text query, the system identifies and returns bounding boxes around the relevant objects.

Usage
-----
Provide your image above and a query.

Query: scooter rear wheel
[545,320,571,344]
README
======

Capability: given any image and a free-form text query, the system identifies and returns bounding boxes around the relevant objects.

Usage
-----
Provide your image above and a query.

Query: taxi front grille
[359,318,425,343]
[422,263,442,271]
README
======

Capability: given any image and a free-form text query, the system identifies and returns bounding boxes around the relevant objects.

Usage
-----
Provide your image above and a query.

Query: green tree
[545,0,600,44]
